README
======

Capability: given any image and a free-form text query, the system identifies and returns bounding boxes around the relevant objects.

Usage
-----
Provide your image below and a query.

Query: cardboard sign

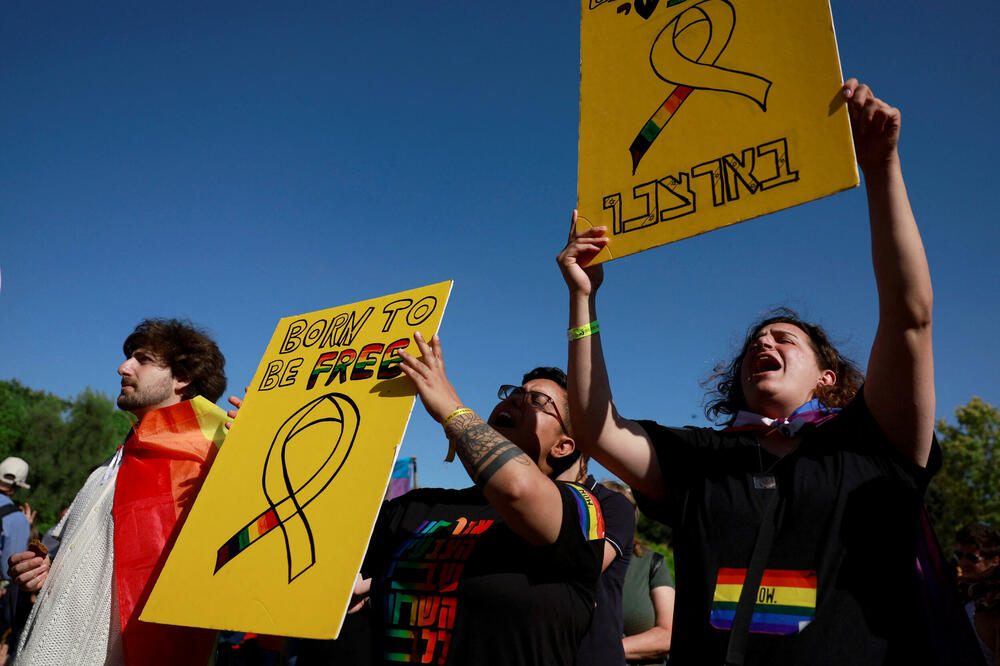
[578,0,858,262]
[142,281,453,639]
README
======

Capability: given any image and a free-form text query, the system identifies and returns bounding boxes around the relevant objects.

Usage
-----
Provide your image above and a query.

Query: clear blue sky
[2,1,997,490]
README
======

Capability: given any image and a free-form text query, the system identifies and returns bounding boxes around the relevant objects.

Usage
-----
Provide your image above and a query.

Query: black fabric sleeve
[546,482,606,589]
[843,386,942,488]
[631,420,714,528]
[597,487,635,559]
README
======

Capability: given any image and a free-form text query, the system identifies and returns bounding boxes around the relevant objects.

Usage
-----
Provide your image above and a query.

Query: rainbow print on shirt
[562,483,606,541]
[710,568,817,635]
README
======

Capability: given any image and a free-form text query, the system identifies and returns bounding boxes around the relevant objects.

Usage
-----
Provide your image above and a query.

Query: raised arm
[557,213,666,500]
[398,332,566,545]
[844,79,935,467]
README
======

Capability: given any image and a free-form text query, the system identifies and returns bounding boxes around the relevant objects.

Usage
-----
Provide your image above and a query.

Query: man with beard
[8,319,228,666]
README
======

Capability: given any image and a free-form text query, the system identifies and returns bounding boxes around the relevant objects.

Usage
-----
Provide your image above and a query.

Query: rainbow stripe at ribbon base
[215,508,282,572]
[710,568,817,635]
[629,85,694,174]
[562,482,605,541]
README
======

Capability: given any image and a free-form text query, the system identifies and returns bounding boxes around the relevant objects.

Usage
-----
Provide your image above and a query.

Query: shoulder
[556,482,606,542]
[585,478,635,555]
[813,388,942,479]
[636,420,742,449]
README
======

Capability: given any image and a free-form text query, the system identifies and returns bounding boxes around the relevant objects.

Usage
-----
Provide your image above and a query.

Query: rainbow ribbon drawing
[629,0,771,173]
[215,393,360,582]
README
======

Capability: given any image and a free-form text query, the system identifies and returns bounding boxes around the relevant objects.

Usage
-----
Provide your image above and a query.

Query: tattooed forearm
[444,413,531,487]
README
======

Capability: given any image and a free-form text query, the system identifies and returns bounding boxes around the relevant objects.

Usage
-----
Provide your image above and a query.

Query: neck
[554,459,587,483]
[759,430,801,457]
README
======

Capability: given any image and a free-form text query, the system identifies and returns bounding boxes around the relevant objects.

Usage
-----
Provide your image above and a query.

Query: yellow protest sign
[578,0,858,262]
[141,280,452,639]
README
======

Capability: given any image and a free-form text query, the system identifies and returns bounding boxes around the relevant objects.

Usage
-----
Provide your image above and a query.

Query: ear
[172,374,192,397]
[817,369,836,387]
[548,434,576,460]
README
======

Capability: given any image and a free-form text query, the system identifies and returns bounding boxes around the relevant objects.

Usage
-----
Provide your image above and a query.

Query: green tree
[0,380,134,531]
[926,397,1000,553]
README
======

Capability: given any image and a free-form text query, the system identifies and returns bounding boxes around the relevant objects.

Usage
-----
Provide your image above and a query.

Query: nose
[118,358,135,376]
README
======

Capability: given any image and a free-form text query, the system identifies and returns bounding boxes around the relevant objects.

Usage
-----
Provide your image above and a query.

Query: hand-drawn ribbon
[629,0,772,173]
[215,392,360,583]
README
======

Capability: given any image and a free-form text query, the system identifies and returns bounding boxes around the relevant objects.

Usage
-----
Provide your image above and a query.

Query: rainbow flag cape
[710,568,816,635]
[113,396,227,666]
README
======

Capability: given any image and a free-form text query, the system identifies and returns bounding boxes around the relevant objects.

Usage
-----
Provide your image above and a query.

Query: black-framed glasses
[497,385,568,433]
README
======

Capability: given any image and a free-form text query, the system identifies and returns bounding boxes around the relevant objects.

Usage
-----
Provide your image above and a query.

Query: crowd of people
[2,80,998,665]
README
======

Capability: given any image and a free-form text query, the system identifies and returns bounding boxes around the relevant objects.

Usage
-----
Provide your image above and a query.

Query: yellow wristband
[442,408,473,463]
[442,407,473,429]
[567,320,600,341]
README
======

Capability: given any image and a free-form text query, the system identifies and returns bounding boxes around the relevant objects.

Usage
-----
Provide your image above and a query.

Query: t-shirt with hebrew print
[365,482,606,666]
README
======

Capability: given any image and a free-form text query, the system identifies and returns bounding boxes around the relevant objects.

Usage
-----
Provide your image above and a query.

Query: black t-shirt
[635,391,941,665]
[365,482,605,666]
[575,475,635,666]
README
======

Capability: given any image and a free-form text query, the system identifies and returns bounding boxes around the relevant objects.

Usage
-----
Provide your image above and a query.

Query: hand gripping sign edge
[214,392,361,583]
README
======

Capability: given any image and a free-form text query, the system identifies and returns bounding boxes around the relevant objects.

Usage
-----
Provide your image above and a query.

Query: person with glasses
[347,335,607,666]
[956,523,1000,664]
[558,80,943,665]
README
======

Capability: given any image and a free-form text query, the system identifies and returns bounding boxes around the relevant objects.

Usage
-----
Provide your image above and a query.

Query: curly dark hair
[703,308,863,425]
[123,318,227,403]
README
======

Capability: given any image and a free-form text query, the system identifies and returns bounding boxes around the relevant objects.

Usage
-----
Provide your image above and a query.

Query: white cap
[0,457,30,489]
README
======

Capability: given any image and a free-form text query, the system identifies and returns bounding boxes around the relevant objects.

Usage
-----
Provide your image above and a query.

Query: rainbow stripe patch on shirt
[710,568,817,635]
[562,483,605,541]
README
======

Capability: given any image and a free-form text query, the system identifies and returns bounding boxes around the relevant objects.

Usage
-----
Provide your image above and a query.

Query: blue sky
[2,1,997,490]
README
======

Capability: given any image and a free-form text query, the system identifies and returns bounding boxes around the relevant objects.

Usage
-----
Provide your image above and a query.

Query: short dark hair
[123,318,227,403]
[957,522,1000,558]
[703,308,864,425]
[521,366,581,476]
[521,366,567,390]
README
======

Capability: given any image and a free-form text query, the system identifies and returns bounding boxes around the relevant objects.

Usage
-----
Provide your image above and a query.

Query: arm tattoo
[444,413,531,487]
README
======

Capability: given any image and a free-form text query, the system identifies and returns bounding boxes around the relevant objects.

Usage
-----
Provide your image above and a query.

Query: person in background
[0,459,31,589]
[601,481,674,666]
[956,523,1000,665]
[0,458,31,662]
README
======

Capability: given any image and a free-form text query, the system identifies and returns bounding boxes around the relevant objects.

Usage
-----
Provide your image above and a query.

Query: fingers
[225,391,248,430]
[9,552,48,591]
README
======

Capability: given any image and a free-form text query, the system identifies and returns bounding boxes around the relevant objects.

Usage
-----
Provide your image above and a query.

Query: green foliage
[926,397,1000,553]
[0,379,134,531]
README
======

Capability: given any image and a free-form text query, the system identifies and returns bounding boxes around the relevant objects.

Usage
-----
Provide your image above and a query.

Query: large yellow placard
[142,281,452,639]
[578,0,858,262]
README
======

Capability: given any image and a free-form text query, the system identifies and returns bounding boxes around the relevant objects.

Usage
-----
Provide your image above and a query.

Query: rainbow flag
[562,482,605,541]
[386,456,416,501]
[710,568,817,635]
[114,396,227,666]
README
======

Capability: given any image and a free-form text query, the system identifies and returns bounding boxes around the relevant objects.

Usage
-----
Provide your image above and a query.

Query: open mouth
[752,355,781,374]
[491,411,515,428]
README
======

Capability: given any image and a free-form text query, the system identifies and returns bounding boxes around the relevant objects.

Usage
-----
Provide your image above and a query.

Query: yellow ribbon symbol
[629,0,772,173]
[215,393,360,582]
